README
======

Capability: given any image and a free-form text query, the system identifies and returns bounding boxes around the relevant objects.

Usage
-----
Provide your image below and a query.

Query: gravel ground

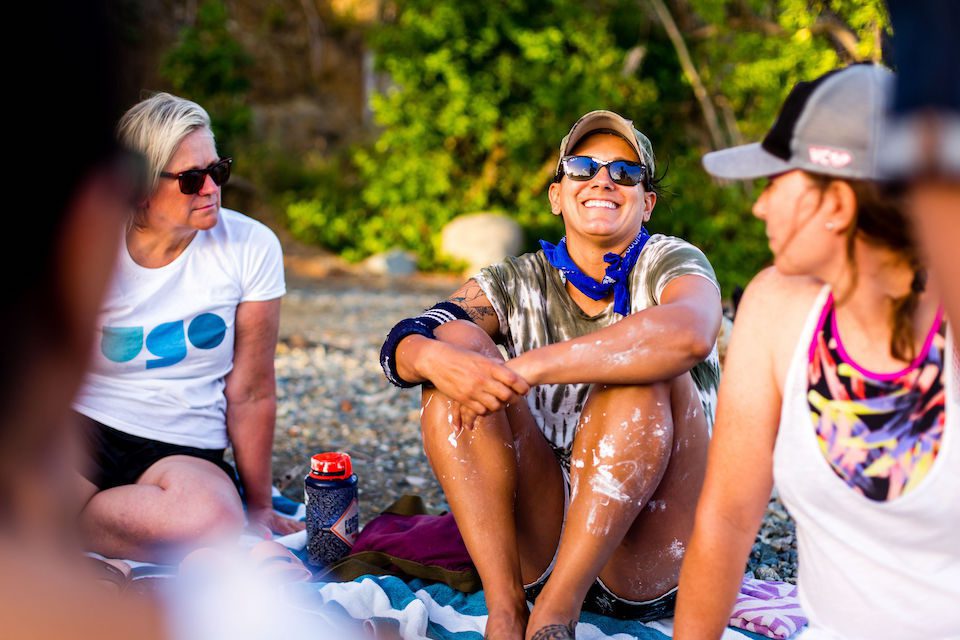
[270,275,798,583]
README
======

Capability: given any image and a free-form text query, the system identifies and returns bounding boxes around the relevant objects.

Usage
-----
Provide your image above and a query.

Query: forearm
[226,396,277,511]
[510,303,714,386]
[396,322,497,384]
[674,504,761,639]
[395,334,433,384]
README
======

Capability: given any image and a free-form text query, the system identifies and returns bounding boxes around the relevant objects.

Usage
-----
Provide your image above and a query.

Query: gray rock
[754,566,782,581]
[440,212,523,275]
[404,475,428,488]
[363,249,418,276]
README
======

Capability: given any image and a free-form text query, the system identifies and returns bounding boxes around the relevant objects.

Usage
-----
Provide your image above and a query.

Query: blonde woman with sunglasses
[381,110,722,640]
[71,92,303,563]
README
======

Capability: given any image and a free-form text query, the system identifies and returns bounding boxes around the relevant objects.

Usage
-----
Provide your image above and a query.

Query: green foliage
[161,0,254,156]
[665,0,889,288]
[287,0,888,292]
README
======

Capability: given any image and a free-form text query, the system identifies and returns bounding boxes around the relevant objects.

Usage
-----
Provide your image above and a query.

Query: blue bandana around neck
[539,227,650,316]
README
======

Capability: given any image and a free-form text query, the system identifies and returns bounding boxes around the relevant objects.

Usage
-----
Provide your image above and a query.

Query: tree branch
[811,16,860,60]
[647,0,727,150]
[688,17,785,40]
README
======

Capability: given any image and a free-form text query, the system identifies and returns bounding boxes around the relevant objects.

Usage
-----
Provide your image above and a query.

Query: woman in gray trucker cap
[381,110,723,639]
[675,64,959,639]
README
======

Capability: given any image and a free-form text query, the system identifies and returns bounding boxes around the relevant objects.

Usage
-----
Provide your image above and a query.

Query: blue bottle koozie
[304,452,359,567]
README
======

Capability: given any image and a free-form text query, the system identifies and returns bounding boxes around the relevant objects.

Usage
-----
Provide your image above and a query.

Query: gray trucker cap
[703,64,893,181]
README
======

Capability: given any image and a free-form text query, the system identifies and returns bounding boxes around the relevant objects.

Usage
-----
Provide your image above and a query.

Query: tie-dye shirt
[474,234,721,462]
[808,293,946,501]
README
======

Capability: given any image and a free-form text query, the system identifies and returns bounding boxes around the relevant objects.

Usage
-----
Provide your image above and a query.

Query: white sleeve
[240,222,286,302]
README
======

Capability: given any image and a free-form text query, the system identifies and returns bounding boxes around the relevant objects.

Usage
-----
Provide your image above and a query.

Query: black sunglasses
[160,157,233,195]
[557,155,647,187]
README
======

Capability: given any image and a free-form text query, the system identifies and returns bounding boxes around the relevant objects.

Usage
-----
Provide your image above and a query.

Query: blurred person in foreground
[381,110,722,640]
[675,64,959,639]
[70,92,302,564]
[0,8,349,638]
[0,2,166,637]
[883,0,960,327]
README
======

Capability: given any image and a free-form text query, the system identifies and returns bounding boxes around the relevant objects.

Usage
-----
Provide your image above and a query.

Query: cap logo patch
[808,146,852,168]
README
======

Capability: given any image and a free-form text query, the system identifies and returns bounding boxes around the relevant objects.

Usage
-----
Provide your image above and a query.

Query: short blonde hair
[117,92,215,194]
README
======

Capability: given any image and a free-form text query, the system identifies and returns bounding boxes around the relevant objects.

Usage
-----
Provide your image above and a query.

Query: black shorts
[75,411,239,492]
[525,575,676,621]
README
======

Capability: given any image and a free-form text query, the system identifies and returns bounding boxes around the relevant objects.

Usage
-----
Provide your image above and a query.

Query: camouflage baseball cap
[556,110,656,180]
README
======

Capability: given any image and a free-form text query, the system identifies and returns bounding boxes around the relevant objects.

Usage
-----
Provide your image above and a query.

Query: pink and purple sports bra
[807,294,946,502]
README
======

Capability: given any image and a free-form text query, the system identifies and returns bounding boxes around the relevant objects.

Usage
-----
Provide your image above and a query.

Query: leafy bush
[286,0,888,291]
[160,0,254,156]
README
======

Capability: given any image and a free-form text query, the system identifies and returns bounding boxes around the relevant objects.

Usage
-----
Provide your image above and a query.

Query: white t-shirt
[73,208,285,449]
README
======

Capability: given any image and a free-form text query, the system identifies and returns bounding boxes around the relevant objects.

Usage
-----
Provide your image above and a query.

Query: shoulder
[738,267,822,317]
[639,234,713,270]
[214,208,281,248]
[635,233,718,300]
[643,233,705,254]
[734,267,825,368]
[504,250,550,272]
[477,251,550,285]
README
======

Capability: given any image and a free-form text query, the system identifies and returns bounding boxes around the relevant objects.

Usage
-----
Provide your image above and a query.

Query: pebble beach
[269,275,798,583]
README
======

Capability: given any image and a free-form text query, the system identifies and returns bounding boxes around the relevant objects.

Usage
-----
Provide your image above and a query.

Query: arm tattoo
[448,282,497,324]
[463,305,497,323]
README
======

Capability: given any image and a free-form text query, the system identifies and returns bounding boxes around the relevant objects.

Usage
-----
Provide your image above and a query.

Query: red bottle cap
[310,452,353,480]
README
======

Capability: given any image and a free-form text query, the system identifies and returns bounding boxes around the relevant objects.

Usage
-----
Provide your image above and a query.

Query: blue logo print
[101,326,143,363]
[102,313,227,368]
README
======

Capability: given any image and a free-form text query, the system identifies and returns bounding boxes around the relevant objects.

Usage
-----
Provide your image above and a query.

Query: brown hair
[807,174,922,361]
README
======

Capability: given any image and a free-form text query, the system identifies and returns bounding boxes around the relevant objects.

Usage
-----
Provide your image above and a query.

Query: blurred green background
[120,0,889,295]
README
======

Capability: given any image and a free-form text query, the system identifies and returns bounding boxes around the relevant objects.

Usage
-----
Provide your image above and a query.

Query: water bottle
[304,452,359,567]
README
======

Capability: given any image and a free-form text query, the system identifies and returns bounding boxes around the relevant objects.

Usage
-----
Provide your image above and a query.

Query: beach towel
[729,575,806,640]
[313,495,480,592]
[90,491,807,639]
[288,575,774,640]
[274,492,806,639]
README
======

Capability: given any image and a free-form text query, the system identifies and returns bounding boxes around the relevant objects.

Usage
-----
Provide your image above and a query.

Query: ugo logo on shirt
[101,313,227,369]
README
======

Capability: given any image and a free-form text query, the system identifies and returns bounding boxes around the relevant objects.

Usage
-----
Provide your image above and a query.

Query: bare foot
[484,603,529,640]
[528,622,577,640]
[525,598,579,640]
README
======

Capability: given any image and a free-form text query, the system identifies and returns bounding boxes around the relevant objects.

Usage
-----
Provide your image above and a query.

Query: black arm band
[380,301,475,388]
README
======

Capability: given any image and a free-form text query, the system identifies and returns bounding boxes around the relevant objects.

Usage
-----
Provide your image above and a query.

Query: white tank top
[773,286,960,639]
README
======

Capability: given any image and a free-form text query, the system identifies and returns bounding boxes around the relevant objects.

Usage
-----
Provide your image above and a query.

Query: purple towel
[351,512,473,572]
[729,574,807,639]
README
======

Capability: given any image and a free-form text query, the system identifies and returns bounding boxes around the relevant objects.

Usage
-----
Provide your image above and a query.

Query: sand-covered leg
[421,321,565,640]
[525,374,707,636]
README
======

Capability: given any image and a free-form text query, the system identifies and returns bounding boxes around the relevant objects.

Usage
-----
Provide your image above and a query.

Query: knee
[162,486,245,543]
[579,383,676,456]
[586,381,672,418]
[434,320,501,359]
[595,381,670,399]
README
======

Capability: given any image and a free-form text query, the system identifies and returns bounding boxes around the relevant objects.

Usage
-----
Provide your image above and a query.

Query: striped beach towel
[290,575,776,640]
[729,576,806,639]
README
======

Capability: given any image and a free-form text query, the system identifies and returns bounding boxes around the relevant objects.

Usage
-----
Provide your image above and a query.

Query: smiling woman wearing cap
[675,64,960,639]
[381,110,723,639]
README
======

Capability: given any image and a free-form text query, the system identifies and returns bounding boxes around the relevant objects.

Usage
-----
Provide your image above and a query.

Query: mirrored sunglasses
[558,155,646,187]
